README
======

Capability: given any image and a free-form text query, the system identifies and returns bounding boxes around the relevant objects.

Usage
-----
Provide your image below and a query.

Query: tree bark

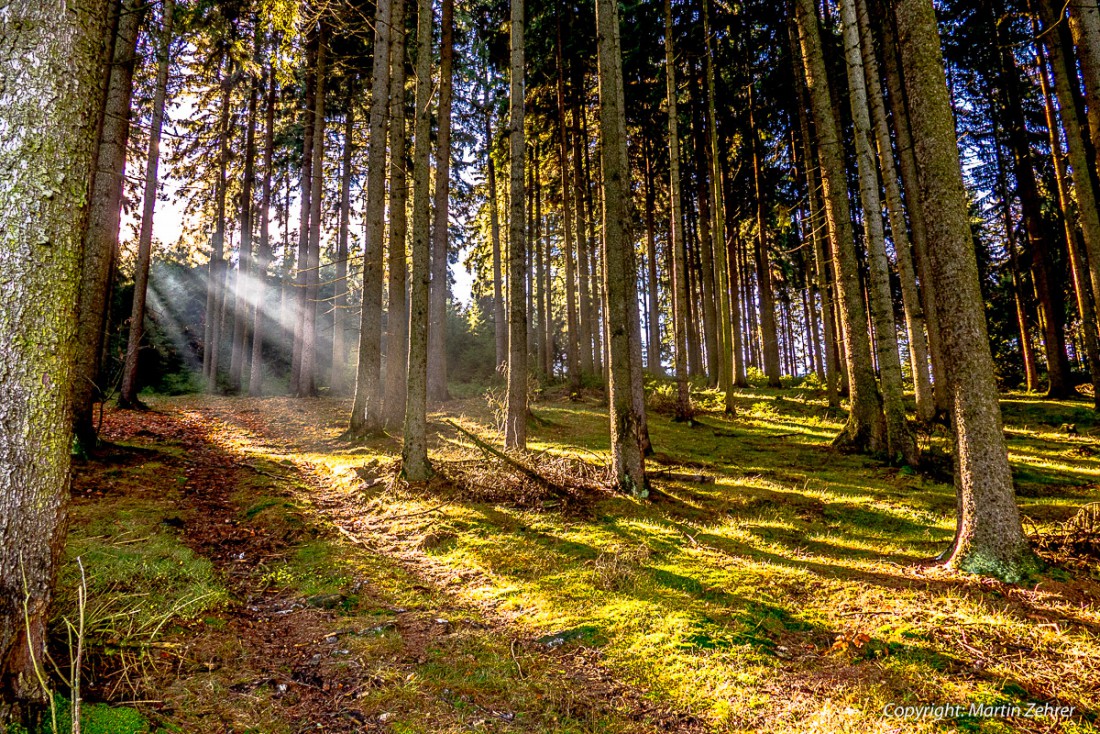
[839,0,918,464]
[748,84,783,388]
[205,65,234,393]
[73,0,144,447]
[230,36,261,394]
[349,0,393,436]
[290,40,315,395]
[428,0,455,403]
[643,143,663,375]
[120,0,175,408]
[794,0,887,453]
[403,0,434,479]
[384,0,410,428]
[332,82,355,395]
[598,0,648,494]
[0,0,108,718]
[487,78,506,371]
[505,0,529,450]
[300,27,326,397]
[893,0,1034,579]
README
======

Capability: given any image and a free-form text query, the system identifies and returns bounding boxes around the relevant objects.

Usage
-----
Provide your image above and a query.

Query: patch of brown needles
[1027,503,1100,576]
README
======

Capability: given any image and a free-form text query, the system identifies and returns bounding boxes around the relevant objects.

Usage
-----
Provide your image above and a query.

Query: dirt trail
[82,399,705,733]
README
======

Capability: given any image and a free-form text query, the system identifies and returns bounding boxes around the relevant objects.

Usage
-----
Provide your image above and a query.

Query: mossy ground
[51,384,1100,733]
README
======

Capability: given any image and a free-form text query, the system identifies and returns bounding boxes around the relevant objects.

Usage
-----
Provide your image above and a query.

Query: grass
[52,383,1100,733]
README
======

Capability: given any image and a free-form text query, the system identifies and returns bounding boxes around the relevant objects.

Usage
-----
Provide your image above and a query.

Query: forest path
[74,396,704,734]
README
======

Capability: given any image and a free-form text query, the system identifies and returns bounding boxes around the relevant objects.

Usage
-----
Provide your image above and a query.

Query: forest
[2,0,1100,730]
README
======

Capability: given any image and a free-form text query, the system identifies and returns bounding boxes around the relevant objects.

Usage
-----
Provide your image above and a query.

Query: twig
[243,463,289,481]
[510,638,525,680]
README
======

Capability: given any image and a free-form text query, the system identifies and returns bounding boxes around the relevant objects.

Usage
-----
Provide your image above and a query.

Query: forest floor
[55,385,1100,733]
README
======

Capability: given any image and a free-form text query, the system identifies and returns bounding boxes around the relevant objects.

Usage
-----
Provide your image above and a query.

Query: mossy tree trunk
[0,0,109,720]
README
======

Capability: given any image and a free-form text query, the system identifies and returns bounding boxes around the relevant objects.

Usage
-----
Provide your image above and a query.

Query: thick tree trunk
[505,0,529,450]
[250,54,278,397]
[332,84,355,395]
[73,0,144,447]
[794,0,887,453]
[384,0,410,428]
[0,0,108,719]
[1068,0,1100,210]
[403,0,433,479]
[428,0,455,403]
[664,0,692,421]
[839,0,918,464]
[598,0,648,494]
[855,0,934,423]
[893,0,1034,579]
[120,0,174,408]
[349,0,392,435]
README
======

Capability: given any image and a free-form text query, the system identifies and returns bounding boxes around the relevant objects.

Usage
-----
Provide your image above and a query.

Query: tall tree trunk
[839,0,918,464]
[995,4,1071,398]
[1037,40,1100,408]
[748,84,783,388]
[505,0,528,450]
[691,71,720,389]
[205,66,234,393]
[893,0,1034,579]
[794,0,887,453]
[0,0,108,718]
[1035,0,1100,367]
[572,93,597,378]
[555,15,585,384]
[664,0,692,421]
[428,0,454,403]
[1067,0,1100,200]
[878,6,949,415]
[349,0,392,435]
[300,28,326,397]
[855,0,934,423]
[598,0,648,494]
[332,82,355,395]
[384,0,410,428]
[703,0,738,407]
[290,40,316,395]
[120,0,174,408]
[230,38,261,394]
[644,144,663,375]
[250,51,278,397]
[73,0,144,447]
[403,0,433,479]
[487,78,506,371]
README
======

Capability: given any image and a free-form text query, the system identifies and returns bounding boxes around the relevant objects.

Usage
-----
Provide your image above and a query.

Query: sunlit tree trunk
[893,0,1033,579]
[349,0,392,435]
[486,78,506,371]
[840,0,917,464]
[505,0,528,449]
[403,0,434,479]
[692,82,720,389]
[664,0,692,421]
[205,66,234,393]
[428,0,454,403]
[121,0,174,408]
[73,0,143,448]
[250,52,278,397]
[643,144,663,375]
[748,84,782,388]
[794,0,887,453]
[598,0,648,494]
[0,0,108,719]
[299,28,326,397]
[290,39,315,395]
[855,0,933,422]
[384,0,411,428]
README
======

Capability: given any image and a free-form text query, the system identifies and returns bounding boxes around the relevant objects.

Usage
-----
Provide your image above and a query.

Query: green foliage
[41,697,152,734]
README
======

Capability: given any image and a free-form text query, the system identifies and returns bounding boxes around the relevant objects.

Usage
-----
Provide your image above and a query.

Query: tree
[250,47,278,398]
[403,0,435,480]
[893,0,1034,579]
[349,0,393,437]
[0,0,109,719]
[121,0,176,408]
[504,0,528,451]
[331,80,355,395]
[794,0,888,455]
[596,0,647,495]
[72,0,145,447]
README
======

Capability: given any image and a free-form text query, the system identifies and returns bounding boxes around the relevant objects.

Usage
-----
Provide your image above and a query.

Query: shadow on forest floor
[54,384,1100,733]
